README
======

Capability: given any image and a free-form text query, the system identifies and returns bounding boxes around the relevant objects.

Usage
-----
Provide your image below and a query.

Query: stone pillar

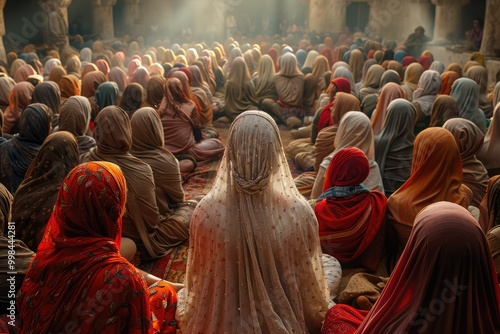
[431,0,469,44]
[124,0,141,37]
[309,0,346,34]
[0,0,6,64]
[56,0,73,59]
[93,0,117,40]
[57,0,72,27]
[480,0,500,57]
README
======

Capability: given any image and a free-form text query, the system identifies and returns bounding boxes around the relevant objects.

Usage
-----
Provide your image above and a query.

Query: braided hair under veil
[181,110,329,333]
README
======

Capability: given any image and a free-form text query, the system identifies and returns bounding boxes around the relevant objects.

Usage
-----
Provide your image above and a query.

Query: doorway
[346,2,370,33]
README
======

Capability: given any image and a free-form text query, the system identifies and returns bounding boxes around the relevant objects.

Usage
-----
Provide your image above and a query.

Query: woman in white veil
[179,110,330,333]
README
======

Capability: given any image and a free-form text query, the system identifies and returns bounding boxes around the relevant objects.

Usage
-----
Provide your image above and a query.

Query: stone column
[309,0,347,34]
[124,0,141,37]
[0,0,6,64]
[431,0,469,44]
[93,0,117,40]
[57,0,72,27]
[480,0,500,57]
[56,0,73,59]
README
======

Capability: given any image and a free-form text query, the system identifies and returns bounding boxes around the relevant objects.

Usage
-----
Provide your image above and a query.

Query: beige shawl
[81,106,175,259]
[181,111,329,333]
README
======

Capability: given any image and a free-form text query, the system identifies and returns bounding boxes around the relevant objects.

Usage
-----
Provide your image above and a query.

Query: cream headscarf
[181,111,329,333]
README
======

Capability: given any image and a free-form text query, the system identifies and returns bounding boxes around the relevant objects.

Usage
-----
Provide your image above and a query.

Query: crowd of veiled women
[0,31,499,333]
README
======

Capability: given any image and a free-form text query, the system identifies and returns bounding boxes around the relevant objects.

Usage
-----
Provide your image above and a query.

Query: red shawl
[322,202,500,334]
[315,147,386,271]
[18,162,154,333]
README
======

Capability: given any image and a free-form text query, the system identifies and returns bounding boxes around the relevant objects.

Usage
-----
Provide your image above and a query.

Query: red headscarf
[418,55,432,71]
[439,70,460,95]
[315,147,387,271]
[128,59,141,77]
[321,47,334,68]
[267,48,279,71]
[331,77,351,95]
[95,59,110,78]
[402,56,418,67]
[18,162,155,333]
[317,78,352,132]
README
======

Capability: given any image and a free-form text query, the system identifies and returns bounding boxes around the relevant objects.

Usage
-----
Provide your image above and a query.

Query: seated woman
[130,107,195,247]
[370,82,406,135]
[312,112,384,199]
[170,69,219,139]
[428,95,459,127]
[12,131,79,251]
[0,103,53,194]
[450,78,486,134]
[286,78,352,171]
[443,118,488,207]
[312,93,362,173]
[253,54,278,102]
[223,57,258,121]
[303,55,330,116]
[179,111,330,333]
[58,96,96,154]
[95,81,120,114]
[58,74,81,104]
[81,106,190,260]
[146,75,166,110]
[159,78,224,166]
[17,162,179,333]
[478,102,500,176]
[0,184,34,314]
[293,93,361,198]
[411,70,441,132]
[438,70,460,95]
[262,52,305,128]
[321,202,500,334]
[401,62,424,102]
[374,99,416,197]
[466,65,492,118]
[488,224,500,280]
[387,127,472,262]
[32,81,61,128]
[358,65,384,101]
[188,65,214,126]
[480,176,500,233]
[2,82,35,135]
[119,83,145,118]
[316,147,387,272]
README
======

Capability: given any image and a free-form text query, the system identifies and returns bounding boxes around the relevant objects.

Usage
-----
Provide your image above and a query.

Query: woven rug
[139,241,190,284]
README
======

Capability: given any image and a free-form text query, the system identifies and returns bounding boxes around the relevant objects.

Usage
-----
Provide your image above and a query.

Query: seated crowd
[0,29,499,333]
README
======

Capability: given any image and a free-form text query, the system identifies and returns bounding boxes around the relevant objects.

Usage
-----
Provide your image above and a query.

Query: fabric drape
[12,131,79,251]
[181,111,329,333]
[387,127,472,255]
